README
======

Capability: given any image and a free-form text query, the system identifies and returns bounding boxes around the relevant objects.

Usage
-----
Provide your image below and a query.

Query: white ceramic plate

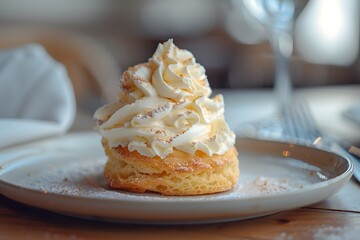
[0,132,353,224]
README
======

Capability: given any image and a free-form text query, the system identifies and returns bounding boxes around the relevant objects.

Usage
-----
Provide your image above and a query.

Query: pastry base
[102,139,239,196]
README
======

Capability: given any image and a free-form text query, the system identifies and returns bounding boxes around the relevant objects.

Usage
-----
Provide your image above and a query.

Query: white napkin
[0,44,76,149]
[344,104,360,127]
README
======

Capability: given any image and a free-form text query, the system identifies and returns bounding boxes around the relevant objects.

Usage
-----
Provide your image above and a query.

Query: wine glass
[239,0,307,140]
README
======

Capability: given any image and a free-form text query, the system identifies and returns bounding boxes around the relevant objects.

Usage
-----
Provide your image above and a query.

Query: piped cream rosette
[94,39,235,159]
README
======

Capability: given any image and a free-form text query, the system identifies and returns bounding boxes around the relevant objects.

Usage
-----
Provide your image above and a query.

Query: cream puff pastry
[94,39,239,195]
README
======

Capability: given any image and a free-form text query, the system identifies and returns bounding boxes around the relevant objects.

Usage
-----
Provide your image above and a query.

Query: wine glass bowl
[242,0,296,32]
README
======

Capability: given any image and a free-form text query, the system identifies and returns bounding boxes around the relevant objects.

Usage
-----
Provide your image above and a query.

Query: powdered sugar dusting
[271,225,360,240]
[239,177,293,195]
[274,232,294,240]
[313,225,360,240]
[21,156,303,202]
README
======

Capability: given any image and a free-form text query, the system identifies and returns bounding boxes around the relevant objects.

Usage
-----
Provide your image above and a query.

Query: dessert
[94,39,239,195]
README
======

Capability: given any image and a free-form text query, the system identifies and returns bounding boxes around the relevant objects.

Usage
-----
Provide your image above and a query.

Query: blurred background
[0,0,359,108]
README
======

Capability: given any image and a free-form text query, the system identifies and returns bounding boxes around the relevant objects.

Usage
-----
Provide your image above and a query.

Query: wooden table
[1,181,360,239]
[1,85,360,239]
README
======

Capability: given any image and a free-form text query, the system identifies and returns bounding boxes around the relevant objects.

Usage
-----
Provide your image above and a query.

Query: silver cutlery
[284,98,360,183]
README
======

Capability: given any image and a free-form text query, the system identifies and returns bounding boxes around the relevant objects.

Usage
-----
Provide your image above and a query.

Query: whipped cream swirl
[94,39,235,159]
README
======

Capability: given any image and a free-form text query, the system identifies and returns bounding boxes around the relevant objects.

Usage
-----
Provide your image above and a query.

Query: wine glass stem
[271,31,293,113]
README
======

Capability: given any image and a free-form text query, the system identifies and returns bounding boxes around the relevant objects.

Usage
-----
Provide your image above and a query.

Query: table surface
[1,85,360,239]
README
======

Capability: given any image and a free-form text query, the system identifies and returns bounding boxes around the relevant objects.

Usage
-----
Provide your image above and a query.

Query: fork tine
[283,98,319,145]
[295,100,312,143]
[284,99,303,143]
[300,102,321,142]
[283,101,297,142]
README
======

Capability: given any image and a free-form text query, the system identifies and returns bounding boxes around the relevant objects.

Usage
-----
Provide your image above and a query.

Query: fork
[283,98,360,183]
